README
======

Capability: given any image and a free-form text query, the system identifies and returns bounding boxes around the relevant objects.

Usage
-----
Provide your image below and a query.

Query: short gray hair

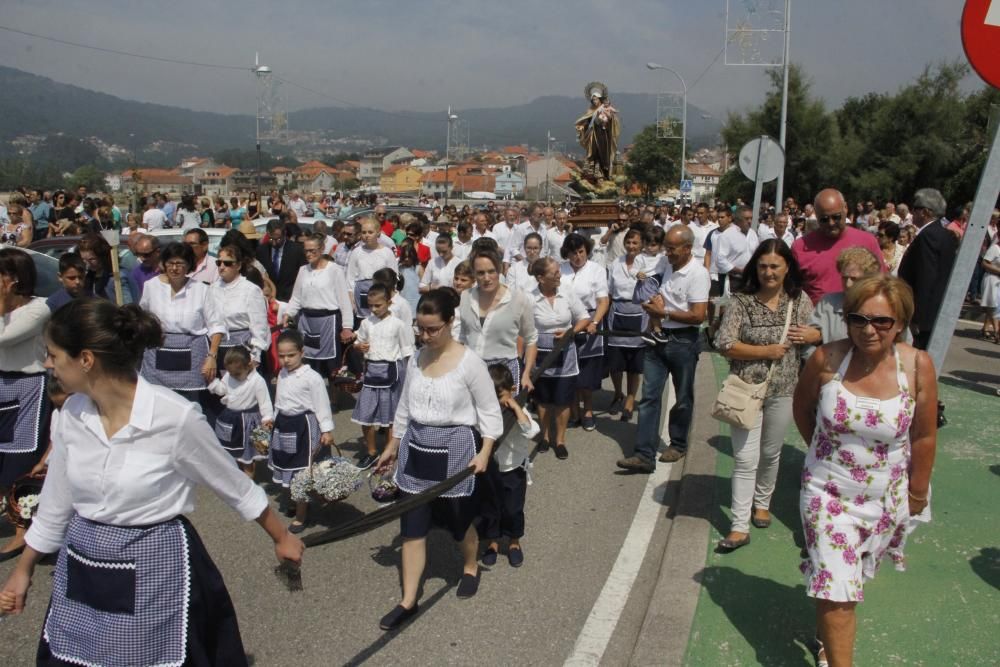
[912,188,946,218]
[667,224,695,247]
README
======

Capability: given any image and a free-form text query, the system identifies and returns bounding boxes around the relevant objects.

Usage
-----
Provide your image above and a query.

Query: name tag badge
[855,397,881,411]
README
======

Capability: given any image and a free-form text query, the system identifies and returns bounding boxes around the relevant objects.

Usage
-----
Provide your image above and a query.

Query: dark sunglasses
[818,213,844,224]
[215,259,238,267]
[136,251,157,259]
[846,313,896,331]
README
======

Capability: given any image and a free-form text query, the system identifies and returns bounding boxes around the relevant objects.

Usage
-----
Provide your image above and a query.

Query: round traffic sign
[962,0,1000,89]
[738,135,785,183]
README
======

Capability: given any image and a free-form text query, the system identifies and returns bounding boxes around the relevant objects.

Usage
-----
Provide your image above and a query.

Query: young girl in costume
[209,346,274,476]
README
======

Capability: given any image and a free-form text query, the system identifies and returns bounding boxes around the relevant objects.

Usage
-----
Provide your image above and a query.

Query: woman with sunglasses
[714,239,814,552]
[211,245,270,370]
[793,274,936,667]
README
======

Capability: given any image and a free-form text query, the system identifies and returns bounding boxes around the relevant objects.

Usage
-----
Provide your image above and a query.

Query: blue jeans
[634,329,700,464]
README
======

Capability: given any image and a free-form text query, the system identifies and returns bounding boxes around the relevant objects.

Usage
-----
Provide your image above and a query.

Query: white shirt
[506,259,538,294]
[208,370,274,420]
[274,364,335,432]
[0,297,50,373]
[490,221,517,252]
[658,258,711,329]
[189,254,219,285]
[530,286,589,334]
[459,286,538,360]
[142,208,167,231]
[424,231,439,259]
[289,198,308,217]
[546,227,568,258]
[356,314,411,362]
[212,276,270,361]
[285,260,354,324]
[346,245,399,288]
[453,238,474,261]
[390,293,414,324]
[505,221,548,263]
[609,255,644,301]
[392,348,503,440]
[559,260,608,311]
[688,220,718,260]
[25,379,268,554]
[421,255,461,290]
[714,225,760,275]
[140,278,225,336]
[175,209,201,231]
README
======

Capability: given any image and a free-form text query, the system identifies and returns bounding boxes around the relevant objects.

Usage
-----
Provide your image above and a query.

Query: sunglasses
[215,259,238,267]
[818,213,844,224]
[846,313,896,331]
[136,251,157,259]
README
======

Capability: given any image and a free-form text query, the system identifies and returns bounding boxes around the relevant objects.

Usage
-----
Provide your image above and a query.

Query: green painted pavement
[683,355,999,666]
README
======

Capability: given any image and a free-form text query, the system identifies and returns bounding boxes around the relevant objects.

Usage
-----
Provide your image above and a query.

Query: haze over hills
[0,66,722,160]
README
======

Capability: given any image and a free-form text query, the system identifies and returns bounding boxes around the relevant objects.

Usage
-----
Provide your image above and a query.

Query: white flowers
[290,457,365,503]
[17,494,39,521]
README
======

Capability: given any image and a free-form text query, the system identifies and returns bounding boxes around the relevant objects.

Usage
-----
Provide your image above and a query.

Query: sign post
[927,0,1000,374]
[100,229,124,306]
[737,135,784,232]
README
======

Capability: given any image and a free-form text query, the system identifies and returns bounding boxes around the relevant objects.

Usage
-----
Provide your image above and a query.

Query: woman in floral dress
[793,274,937,667]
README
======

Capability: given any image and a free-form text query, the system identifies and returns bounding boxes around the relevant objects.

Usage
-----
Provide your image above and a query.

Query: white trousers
[729,396,793,533]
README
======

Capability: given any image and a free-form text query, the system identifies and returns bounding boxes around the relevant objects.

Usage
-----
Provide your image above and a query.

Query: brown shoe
[658,447,686,463]
[616,456,654,473]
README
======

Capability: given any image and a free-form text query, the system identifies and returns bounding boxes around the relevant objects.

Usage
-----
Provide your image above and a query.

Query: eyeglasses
[215,259,238,267]
[164,261,189,270]
[416,323,447,336]
[846,313,896,331]
[136,250,157,259]
[818,213,844,224]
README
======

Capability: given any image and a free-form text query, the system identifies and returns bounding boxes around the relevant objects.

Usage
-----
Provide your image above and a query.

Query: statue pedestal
[569,200,619,229]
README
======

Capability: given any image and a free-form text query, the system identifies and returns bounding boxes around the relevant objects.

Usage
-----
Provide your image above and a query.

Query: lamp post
[254,59,271,201]
[646,62,688,197]
[444,106,458,206]
[545,131,557,203]
[775,0,791,212]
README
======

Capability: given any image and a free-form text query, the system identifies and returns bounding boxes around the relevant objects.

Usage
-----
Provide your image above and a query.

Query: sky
[0,0,980,121]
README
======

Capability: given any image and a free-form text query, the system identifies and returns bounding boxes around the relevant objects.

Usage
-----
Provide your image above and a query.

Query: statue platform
[569,200,620,229]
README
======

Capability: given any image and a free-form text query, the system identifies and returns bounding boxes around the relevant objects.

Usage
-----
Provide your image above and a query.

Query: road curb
[628,351,720,667]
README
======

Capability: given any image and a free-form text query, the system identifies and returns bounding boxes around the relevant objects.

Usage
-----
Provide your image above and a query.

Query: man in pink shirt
[792,188,886,304]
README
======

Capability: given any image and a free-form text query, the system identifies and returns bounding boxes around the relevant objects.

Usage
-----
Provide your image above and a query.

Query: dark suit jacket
[898,220,958,333]
[256,240,307,302]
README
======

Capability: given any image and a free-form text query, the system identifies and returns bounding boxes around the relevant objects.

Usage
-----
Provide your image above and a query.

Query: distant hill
[0,66,722,156]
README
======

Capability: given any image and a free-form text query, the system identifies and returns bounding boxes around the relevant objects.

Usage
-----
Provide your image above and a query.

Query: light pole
[775,0,792,212]
[254,58,271,200]
[646,62,688,197]
[444,106,458,206]
[545,131,557,203]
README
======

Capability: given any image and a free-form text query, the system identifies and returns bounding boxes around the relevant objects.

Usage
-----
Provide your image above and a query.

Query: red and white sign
[962,0,1000,88]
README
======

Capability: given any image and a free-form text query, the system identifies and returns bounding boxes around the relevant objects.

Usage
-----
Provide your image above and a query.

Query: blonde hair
[843,274,914,341]
[359,216,380,233]
[836,247,880,275]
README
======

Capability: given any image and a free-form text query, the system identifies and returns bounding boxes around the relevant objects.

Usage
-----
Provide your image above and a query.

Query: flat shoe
[716,534,751,552]
[456,571,480,599]
[537,440,550,453]
[379,603,419,631]
[607,396,624,415]
[0,545,25,563]
[554,444,569,460]
[508,547,524,568]
[481,548,498,566]
[620,408,633,422]
[288,521,306,534]
[751,511,772,529]
[658,447,686,463]
[581,415,597,431]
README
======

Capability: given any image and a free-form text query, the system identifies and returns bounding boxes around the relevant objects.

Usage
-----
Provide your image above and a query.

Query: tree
[625,124,681,199]
[65,165,108,193]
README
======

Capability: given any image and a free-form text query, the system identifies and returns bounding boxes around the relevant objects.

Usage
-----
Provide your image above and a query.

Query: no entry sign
[962,0,1000,88]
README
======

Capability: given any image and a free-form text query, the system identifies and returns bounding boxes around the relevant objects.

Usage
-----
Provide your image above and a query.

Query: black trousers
[479,458,527,540]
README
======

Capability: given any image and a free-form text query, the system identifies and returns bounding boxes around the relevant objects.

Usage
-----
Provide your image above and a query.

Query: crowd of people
[0,180,989,665]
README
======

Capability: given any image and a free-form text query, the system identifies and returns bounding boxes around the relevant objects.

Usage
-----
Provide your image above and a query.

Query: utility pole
[445,107,457,207]
[775,0,791,212]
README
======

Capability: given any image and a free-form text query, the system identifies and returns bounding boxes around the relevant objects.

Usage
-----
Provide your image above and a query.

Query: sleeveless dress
[799,346,916,602]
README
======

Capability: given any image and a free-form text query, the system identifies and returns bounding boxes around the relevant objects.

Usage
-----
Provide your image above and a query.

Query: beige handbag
[711,299,793,430]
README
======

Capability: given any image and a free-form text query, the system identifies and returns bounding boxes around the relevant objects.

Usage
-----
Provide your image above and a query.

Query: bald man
[791,188,885,304]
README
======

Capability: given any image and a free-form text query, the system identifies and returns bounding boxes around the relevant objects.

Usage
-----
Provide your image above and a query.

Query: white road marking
[564,385,676,666]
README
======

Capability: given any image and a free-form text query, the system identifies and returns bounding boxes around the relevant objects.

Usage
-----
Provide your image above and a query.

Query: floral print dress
[799,346,915,602]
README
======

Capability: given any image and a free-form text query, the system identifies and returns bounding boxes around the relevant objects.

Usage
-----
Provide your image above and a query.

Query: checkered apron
[632,273,662,304]
[140,332,210,391]
[575,309,604,359]
[214,407,264,463]
[351,360,402,427]
[483,357,522,395]
[0,371,47,454]
[299,309,341,362]
[217,328,252,365]
[608,300,646,348]
[536,333,579,378]
[354,279,373,320]
[395,422,478,498]
[43,515,190,667]
[268,411,321,487]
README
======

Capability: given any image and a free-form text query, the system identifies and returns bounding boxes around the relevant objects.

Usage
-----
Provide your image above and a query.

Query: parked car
[29,236,135,300]
[253,217,319,238]
[1,244,62,298]
[341,206,431,223]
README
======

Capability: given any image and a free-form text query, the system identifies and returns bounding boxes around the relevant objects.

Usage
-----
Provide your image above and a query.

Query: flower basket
[5,473,45,529]
[290,457,365,504]
[251,426,271,456]
[368,469,399,504]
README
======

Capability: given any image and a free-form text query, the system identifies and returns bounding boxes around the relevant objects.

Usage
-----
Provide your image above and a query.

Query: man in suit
[898,188,958,350]
[256,217,307,302]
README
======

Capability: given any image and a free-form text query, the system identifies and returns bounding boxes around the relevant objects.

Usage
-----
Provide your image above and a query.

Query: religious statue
[575,81,621,183]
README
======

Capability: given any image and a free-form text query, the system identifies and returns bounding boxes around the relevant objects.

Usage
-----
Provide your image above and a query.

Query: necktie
[272,246,281,274]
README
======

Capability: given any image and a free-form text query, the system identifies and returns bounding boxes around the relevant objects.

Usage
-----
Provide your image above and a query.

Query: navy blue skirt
[533,375,577,406]
[607,345,644,374]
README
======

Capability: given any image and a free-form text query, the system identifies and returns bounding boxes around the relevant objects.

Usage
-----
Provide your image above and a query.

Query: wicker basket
[368,469,399,504]
[5,473,46,530]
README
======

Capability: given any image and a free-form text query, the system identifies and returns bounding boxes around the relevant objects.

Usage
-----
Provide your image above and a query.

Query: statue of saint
[575,82,621,182]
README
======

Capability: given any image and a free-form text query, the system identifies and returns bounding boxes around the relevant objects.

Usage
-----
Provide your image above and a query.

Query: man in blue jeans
[618,225,709,473]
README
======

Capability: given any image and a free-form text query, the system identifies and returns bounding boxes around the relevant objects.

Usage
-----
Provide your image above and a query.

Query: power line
[0,24,251,71]
[688,47,725,94]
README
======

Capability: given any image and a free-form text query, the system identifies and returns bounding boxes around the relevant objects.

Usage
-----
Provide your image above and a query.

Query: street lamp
[254,57,271,200]
[445,107,458,206]
[646,62,688,196]
[545,132,557,203]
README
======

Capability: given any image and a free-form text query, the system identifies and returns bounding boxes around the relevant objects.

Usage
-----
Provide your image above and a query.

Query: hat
[239,218,261,240]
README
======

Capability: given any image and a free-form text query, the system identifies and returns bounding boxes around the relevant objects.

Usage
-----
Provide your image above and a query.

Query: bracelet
[908,490,928,502]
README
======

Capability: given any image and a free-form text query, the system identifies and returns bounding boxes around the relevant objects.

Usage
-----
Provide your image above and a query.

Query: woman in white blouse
[506,232,543,294]
[420,234,461,292]
[139,242,225,413]
[606,229,646,422]
[347,217,399,320]
[283,233,355,378]
[460,248,538,394]
[212,245,270,366]
[374,289,503,631]
[0,248,52,561]
[0,299,303,666]
[530,257,592,460]
[559,233,610,432]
